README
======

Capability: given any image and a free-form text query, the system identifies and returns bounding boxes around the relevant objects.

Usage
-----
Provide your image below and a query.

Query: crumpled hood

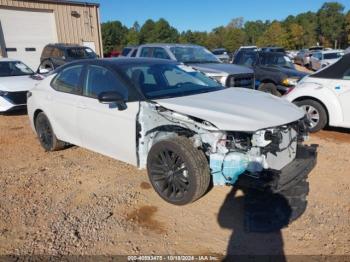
[0,75,39,92]
[187,63,253,75]
[155,88,304,132]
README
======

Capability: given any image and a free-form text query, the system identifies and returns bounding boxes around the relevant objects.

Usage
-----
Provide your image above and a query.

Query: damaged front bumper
[235,145,317,193]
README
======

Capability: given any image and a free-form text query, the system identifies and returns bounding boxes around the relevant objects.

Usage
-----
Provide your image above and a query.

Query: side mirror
[98,91,127,110]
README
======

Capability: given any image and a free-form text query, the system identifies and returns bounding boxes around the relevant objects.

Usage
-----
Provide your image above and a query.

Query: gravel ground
[0,112,349,257]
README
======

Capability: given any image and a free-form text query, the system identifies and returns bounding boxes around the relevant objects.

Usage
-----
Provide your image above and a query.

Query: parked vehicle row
[122,43,255,89]
[309,50,344,71]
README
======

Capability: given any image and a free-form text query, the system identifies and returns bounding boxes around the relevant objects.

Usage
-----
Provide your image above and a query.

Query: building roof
[24,0,99,7]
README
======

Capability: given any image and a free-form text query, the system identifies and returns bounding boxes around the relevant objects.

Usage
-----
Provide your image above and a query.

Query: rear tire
[294,99,327,132]
[35,112,66,151]
[147,136,210,205]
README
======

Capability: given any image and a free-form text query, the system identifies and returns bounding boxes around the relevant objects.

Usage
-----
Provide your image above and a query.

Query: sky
[87,0,350,32]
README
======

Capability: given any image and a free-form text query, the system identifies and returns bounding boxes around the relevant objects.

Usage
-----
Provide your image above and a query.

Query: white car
[0,58,40,112]
[27,58,316,206]
[284,53,350,132]
[310,50,344,71]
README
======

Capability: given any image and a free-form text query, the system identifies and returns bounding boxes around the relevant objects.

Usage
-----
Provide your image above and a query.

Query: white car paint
[284,73,350,129]
[0,59,40,112]
[27,66,307,168]
[27,59,319,206]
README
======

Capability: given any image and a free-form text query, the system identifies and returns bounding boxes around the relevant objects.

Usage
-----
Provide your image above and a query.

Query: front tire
[295,99,328,132]
[147,136,210,205]
[35,112,66,151]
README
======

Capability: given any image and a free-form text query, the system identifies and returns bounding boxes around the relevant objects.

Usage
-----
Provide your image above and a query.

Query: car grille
[226,74,255,89]
[3,91,28,105]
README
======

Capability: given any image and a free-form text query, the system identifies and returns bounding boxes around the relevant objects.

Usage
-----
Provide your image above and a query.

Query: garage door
[0,8,58,70]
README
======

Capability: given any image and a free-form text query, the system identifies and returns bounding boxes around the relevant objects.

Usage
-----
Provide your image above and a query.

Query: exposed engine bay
[137,101,310,187]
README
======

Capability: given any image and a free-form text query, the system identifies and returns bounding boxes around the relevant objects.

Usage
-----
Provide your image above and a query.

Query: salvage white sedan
[0,58,39,112]
[27,58,316,205]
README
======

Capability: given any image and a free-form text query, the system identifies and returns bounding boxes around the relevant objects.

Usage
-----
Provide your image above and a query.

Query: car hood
[187,63,253,75]
[0,75,39,92]
[154,88,304,132]
[267,65,308,79]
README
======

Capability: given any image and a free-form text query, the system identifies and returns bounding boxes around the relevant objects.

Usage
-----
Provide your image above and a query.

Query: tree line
[102,2,350,54]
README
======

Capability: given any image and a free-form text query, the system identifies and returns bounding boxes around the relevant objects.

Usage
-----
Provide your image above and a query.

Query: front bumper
[0,96,26,112]
[236,144,317,193]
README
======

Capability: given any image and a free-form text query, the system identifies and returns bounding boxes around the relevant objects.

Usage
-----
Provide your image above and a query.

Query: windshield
[0,61,34,77]
[120,63,224,99]
[170,46,219,64]
[324,52,343,60]
[261,53,295,69]
[67,47,97,59]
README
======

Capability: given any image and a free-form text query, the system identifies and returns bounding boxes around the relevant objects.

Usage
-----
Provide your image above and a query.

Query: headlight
[282,78,299,86]
[0,90,8,96]
[210,75,227,85]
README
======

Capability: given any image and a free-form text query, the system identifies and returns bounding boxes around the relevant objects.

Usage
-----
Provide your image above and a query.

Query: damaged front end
[137,101,317,193]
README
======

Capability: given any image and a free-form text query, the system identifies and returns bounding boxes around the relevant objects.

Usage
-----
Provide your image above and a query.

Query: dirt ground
[0,110,349,258]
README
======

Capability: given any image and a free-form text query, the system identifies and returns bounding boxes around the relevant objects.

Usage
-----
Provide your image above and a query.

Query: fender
[286,82,343,126]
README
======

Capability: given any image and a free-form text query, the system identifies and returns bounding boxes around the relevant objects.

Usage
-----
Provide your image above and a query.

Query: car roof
[60,57,179,68]
[138,43,202,48]
[46,43,86,49]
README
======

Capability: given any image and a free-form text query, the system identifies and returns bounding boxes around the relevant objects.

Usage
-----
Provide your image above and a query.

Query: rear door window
[84,65,128,100]
[51,65,83,94]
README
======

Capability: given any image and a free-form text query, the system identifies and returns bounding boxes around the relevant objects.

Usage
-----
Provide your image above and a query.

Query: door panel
[330,79,350,124]
[48,91,81,145]
[77,97,139,165]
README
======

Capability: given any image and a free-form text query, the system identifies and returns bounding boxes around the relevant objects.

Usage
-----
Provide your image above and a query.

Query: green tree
[257,22,288,47]
[317,2,346,48]
[222,28,246,51]
[101,21,128,54]
[294,12,318,48]
[286,23,305,49]
[345,11,350,45]
[244,20,270,45]
[152,18,179,43]
[139,19,156,43]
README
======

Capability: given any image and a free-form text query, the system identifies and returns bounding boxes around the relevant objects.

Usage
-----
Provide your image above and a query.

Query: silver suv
[129,44,255,89]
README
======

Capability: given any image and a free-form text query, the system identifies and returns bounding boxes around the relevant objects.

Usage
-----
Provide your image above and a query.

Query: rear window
[66,47,97,59]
